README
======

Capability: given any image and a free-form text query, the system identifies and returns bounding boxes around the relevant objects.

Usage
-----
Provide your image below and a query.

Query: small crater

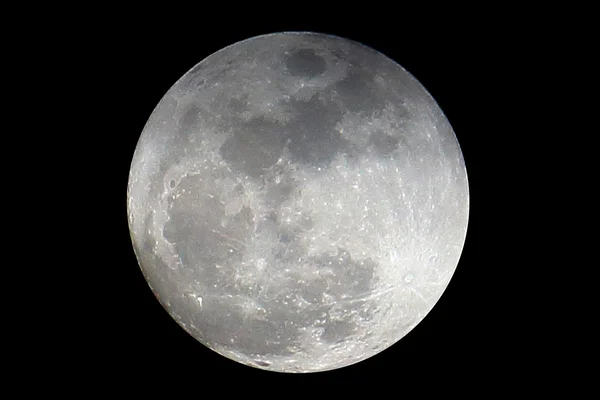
[404,274,414,284]
[188,63,203,77]
[254,360,271,367]
[169,179,176,189]
[285,48,327,78]
[279,232,292,243]
[233,184,244,195]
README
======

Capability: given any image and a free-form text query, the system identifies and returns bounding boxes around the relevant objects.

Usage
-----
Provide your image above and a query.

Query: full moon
[127,32,469,373]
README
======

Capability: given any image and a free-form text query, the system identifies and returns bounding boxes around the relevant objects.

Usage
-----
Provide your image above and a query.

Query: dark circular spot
[181,105,200,127]
[228,96,247,113]
[169,179,176,188]
[285,48,326,78]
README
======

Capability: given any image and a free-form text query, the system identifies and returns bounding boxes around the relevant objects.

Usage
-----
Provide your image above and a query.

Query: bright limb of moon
[127,32,469,373]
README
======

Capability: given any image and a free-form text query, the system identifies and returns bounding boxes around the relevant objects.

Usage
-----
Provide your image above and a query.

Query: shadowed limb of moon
[127,32,469,373]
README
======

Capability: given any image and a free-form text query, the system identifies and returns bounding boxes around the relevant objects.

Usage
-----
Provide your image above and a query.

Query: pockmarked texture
[127,32,469,373]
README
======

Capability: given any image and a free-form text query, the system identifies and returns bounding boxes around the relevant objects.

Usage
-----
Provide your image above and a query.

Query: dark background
[58,12,537,391]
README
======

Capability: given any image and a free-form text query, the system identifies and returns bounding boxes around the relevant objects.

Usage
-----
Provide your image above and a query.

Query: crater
[181,105,200,127]
[285,48,327,78]
[254,360,271,367]
[188,63,203,77]
[177,104,208,145]
[279,232,292,243]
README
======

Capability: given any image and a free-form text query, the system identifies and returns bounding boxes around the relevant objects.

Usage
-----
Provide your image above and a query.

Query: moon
[127,32,469,373]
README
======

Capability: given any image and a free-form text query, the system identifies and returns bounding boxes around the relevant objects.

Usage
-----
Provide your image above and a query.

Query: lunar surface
[127,32,469,373]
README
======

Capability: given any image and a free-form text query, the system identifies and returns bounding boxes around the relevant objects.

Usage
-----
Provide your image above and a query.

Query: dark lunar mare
[216,40,411,180]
